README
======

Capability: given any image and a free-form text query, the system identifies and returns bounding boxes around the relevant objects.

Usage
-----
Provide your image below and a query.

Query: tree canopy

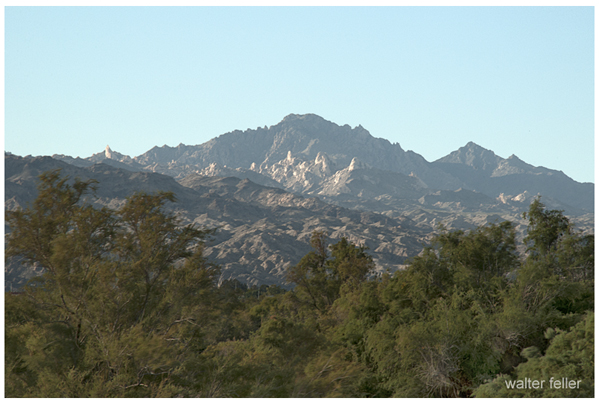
[5,173,594,398]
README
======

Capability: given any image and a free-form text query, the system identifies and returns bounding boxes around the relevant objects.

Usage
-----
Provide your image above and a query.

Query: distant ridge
[49,113,593,214]
[432,141,593,212]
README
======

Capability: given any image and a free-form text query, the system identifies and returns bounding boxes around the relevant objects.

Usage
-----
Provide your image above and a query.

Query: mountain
[83,113,461,190]
[432,142,593,212]
[51,114,592,217]
[12,114,594,289]
[5,154,431,290]
[44,112,592,234]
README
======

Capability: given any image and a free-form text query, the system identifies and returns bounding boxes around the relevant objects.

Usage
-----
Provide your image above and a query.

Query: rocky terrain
[5,154,432,290]
[6,113,594,290]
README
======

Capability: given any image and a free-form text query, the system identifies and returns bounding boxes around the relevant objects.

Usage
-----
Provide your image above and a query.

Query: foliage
[5,170,219,397]
[286,231,374,313]
[473,311,594,397]
[5,174,594,398]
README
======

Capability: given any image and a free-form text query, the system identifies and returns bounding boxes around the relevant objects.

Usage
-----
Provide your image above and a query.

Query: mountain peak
[435,141,500,171]
[281,113,324,123]
[507,154,521,162]
[464,141,483,150]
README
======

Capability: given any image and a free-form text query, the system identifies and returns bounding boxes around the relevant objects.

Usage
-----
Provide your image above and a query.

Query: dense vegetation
[5,170,594,397]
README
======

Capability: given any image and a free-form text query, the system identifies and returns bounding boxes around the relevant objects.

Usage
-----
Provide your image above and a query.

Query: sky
[4,5,595,183]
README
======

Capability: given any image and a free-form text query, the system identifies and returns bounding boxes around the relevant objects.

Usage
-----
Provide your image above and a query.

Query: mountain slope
[130,113,462,189]
[433,142,593,212]
[49,114,593,216]
[5,154,431,289]
[51,114,592,216]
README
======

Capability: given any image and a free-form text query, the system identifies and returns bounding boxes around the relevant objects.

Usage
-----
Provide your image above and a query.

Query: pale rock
[348,157,369,171]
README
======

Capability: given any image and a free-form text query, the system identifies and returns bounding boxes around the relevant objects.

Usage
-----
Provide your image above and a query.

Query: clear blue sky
[4,6,595,183]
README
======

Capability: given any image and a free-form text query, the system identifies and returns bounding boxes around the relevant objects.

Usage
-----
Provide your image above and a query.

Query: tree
[286,231,333,313]
[328,237,374,291]
[516,197,594,318]
[5,170,219,397]
[523,198,571,258]
[363,222,522,397]
[286,232,374,313]
[7,175,593,398]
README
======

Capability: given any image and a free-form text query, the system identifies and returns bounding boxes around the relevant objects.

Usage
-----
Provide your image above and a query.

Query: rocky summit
[6,114,594,290]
